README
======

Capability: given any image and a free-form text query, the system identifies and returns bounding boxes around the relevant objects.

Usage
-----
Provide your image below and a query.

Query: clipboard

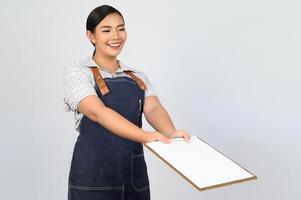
[143,136,257,191]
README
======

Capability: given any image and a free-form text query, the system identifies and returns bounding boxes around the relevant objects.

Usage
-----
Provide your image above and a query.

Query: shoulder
[128,67,144,76]
[118,60,150,81]
[123,65,158,98]
[64,57,93,78]
[124,66,148,80]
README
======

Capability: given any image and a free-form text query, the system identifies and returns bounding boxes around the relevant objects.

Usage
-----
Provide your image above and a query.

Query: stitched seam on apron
[103,77,136,83]
[69,184,123,190]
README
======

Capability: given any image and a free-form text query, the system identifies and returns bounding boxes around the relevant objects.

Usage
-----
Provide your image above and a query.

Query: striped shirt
[63,56,158,132]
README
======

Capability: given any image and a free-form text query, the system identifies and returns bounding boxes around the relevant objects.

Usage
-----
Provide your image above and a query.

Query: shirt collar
[83,56,131,73]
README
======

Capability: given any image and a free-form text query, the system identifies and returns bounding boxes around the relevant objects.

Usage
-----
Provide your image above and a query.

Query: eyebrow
[99,24,125,28]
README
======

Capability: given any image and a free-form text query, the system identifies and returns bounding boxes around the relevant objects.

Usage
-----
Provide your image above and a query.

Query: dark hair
[86,5,125,56]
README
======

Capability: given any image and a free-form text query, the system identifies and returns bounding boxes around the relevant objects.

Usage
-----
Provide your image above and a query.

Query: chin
[106,50,122,57]
[103,53,119,58]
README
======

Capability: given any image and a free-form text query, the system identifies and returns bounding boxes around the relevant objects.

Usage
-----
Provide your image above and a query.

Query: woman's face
[87,13,127,58]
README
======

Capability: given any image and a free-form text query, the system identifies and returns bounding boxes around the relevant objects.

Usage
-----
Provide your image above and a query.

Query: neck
[92,51,119,74]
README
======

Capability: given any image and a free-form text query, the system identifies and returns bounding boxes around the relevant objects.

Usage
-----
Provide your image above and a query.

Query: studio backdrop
[0,0,300,199]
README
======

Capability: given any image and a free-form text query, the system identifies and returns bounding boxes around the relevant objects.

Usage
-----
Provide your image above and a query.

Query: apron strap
[124,70,147,91]
[91,67,109,95]
[90,67,147,95]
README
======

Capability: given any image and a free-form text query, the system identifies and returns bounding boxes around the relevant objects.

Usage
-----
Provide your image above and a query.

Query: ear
[86,30,96,45]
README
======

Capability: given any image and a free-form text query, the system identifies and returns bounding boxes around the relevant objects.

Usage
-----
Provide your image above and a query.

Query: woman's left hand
[168,130,191,143]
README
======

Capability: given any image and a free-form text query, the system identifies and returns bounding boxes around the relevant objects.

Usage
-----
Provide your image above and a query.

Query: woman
[64,5,191,200]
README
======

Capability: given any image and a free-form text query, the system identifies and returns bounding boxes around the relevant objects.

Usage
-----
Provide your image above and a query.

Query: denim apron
[68,67,150,200]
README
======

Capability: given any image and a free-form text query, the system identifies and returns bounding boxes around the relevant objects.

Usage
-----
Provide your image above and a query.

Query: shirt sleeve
[63,62,97,112]
[138,71,158,99]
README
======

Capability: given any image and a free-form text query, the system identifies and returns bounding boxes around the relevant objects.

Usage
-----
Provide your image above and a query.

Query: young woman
[64,5,190,200]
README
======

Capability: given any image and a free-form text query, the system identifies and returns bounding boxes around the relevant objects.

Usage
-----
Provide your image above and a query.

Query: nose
[111,29,121,40]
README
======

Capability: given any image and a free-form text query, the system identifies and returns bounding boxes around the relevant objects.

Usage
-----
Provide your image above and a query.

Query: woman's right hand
[142,130,171,144]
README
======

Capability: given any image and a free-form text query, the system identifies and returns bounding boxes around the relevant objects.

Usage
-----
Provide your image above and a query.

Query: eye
[119,28,125,31]
[102,30,110,32]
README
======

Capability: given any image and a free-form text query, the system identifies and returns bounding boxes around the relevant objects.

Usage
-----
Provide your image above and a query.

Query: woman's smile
[107,42,121,49]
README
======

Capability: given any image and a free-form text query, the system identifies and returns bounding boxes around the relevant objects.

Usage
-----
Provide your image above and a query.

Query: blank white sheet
[144,136,257,191]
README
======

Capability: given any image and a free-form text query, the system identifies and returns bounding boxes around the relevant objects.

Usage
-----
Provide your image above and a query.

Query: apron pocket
[130,153,150,192]
[69,144,123,188]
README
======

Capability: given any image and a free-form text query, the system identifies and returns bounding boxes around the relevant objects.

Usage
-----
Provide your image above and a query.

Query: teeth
[108,43,120,47]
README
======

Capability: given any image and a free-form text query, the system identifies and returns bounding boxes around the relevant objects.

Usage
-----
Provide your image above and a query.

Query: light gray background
[1,0,300,199]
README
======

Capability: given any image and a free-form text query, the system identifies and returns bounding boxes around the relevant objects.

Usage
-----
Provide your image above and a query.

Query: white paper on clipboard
[144,136,257,191]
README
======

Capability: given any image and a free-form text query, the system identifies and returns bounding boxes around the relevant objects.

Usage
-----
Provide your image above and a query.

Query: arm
[143,96,176,137]
[77,95,170,143]
[143,95,191,142]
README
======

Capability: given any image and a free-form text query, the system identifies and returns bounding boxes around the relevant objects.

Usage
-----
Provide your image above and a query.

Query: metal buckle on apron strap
[90,67,147,95]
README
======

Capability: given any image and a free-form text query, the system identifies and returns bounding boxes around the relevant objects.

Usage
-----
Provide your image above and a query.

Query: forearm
[93,106,150,143]
[144,105,176,137]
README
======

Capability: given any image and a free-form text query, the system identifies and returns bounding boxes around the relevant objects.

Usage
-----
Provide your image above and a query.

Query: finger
[186,132,191,140]
[183,132,190,143]
[162,136,171,144]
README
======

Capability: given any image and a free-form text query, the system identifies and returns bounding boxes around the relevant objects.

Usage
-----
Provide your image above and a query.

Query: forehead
[98,13,124,27]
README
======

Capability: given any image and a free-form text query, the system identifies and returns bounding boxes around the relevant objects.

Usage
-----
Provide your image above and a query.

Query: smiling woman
[64,4,190,200]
